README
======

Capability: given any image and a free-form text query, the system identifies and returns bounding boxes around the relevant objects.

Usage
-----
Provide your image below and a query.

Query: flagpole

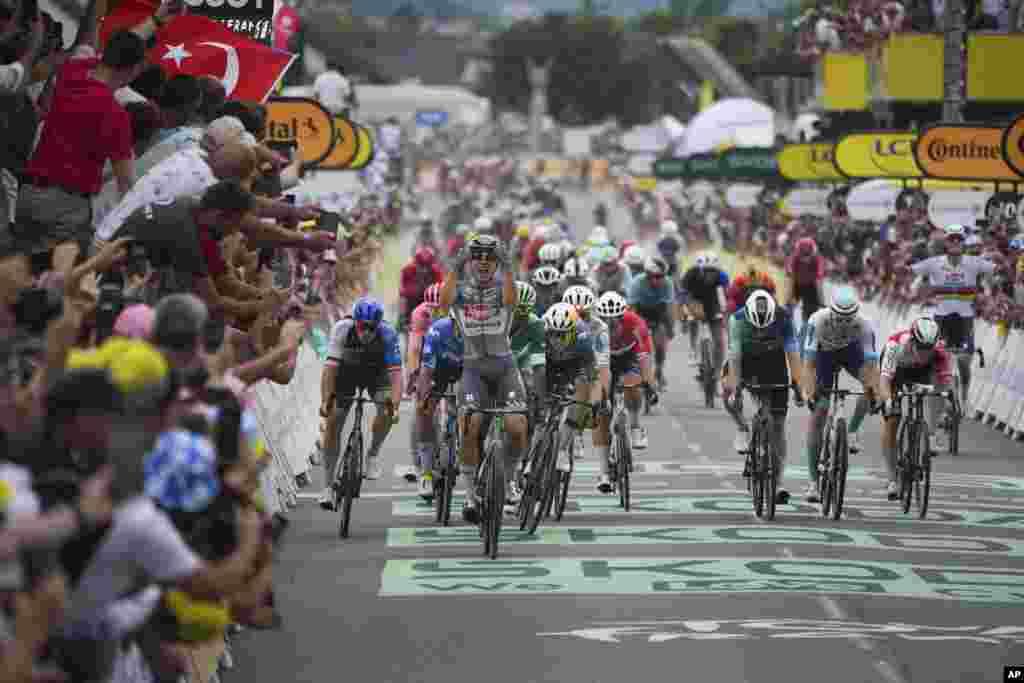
[262,51,298,103]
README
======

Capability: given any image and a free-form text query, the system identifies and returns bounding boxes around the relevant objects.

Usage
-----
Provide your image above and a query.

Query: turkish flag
[273,5,301,51]
[100,0,160,48]
[148,14,296,103]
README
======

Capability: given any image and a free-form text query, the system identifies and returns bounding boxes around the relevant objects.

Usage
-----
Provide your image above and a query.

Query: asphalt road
[228,187,1024,683]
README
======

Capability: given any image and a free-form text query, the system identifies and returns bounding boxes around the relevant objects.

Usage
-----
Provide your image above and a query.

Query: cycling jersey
[421,317,464,374]
[607,309,653,357]
[453,274,513,364]
[546,317,610,369]
[327,318,402,372]
[680,266,728,319]
[910,255,996,317]
[656,235,683,273]
[803,309,879,360]
[880,331,953,384]
[626,272,675,307]
[728,307,799,358]
[787,254,825,287]
[510,312,546,370]
[399,261,443,304]
[533,282,565,318]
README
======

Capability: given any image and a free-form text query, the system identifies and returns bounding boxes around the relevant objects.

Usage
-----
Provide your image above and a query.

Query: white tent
[679,98,775,156]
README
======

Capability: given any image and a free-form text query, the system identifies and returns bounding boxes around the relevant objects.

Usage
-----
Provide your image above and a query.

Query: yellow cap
[104,340,169,395]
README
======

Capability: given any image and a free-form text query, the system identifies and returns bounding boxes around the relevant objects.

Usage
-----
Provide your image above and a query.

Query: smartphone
[318,211,340,235]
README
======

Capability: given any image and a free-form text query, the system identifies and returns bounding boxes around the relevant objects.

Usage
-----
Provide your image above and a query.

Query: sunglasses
[547,330,575,347]
[355,320,378,333]
[946,235,965,243]
[472,252,496,262]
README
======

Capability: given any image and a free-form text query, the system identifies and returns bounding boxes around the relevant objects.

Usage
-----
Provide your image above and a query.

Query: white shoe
[508,479,523,504]
[631,426,648,450]
[574,434,585,460]
[318,488,335,511]
[804,482,820,503]
[848,432,862,454]
[597,475,613,493]
[733,431,750,454]
[418,472,434,499]
[929,434,945,454]
[557,449,572,473]
[365,458,383,480]
[886,480,899,501]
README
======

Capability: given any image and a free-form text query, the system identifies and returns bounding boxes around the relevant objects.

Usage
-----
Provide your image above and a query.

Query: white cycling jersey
[803,309,877,357]
[910,255,995,318]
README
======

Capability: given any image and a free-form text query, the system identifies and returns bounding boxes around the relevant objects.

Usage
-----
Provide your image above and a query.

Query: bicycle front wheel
[831,418,849,521]
[915,421,932,519]
[750,427,764,518]
[486,444,505,559]
[554,435,573,521]
[617,429,632,511]
[762,424,778,521]
[700,338,715,409]
[818,427,832,519]
[339,429,362,539]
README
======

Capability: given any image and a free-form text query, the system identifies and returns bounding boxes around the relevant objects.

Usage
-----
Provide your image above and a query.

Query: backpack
[0,92,39,175]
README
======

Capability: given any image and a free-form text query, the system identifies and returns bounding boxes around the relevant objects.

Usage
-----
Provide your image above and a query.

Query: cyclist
[532,265,565,317]
[623,245,646,279]
[414,306,465,499]
[404,283,443,482]
[318,298,403,509]
[538,243,562,271]
[910,223,996,407]
[590,247,632,296]
[627,256,676,389]
[541,302,612,491]
[801,286,880,503]
[596,291,659,451]
[786,237,826,321]
[510,281,547,484]
[878,317,954,500]
[412,212,440,256]
[656,220,684,277]
[726,262,778,314]
[721,290,803,505]
[562,256,591,288]
[679,250,729,384]
[399,247,444,338]
[438,233,528,524]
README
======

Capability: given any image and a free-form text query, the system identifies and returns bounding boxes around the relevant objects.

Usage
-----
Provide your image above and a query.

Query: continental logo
[918,125,1020,181]
[924,138,1000,160]
[834,132,922,179]
[1002,115,1024,178]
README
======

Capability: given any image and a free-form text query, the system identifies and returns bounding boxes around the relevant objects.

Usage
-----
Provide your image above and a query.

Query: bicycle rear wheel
[521,433,553,534]
[762,422,778,521]
[617,429,632,511]
[831,418,849,521]
[818,428,832,519]
[914,421,932,519]
[948,391,961,456]
[339,429,362,539]
[700,338,715,408]
[554,437,573,521]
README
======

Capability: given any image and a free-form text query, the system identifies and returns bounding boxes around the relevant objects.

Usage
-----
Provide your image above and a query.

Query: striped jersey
[910,255,995,317]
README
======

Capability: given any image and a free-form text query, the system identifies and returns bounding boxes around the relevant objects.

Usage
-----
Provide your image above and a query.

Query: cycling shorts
[934,314,975,354]
[814,341,867,390]
[610,350,642,381]
[462,357,525,410]
[335,371,390,407]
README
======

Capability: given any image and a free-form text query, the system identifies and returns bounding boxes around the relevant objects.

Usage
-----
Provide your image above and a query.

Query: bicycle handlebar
[740,383,792,392]
[896,384,955,399]
[820,388,866,397]
[464,404,531,416]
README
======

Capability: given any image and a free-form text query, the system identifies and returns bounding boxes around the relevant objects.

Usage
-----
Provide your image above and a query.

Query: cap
[113,304,155,340]
[144,429,220,513]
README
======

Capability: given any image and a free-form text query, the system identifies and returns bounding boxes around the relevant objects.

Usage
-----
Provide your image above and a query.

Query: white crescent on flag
[199,41,240,98]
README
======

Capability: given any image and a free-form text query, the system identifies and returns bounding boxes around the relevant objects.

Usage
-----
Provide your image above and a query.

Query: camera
[12,285,62,336]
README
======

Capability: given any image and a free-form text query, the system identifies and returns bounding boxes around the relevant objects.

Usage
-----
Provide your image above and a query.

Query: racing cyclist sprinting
[532,265,565,317]
[403,283,442,482]
[510,281,548,495]
[596,291,660,451]
[721,290,804,504]
[627,256,676,389]
[679,251,729,382]
[439,234,529,524]
[801,286,880,503]
[318,298,403,509]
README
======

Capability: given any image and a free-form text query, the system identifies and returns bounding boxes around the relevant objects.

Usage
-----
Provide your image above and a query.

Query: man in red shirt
[398,247,444,329]
[785,237,826,318]
[14,29,148,276]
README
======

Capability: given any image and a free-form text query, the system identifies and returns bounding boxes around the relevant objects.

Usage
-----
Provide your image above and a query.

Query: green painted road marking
[391,496,1024,528]
[379,557,1024,602]
[385,525,1024,557]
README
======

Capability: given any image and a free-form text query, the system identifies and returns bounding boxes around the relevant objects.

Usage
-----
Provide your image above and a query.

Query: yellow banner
[823,53,869,111]
[967,34,1024,102]
[632,176,657,192]
[1001,113,1024,178]
[882,34,943,101]
[914,125,1020,181]
[834,131,922,179]
[777,144,844,182]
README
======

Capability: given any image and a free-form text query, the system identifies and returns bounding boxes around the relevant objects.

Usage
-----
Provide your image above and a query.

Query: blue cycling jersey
[327,318,403,368]
[546,317,610,368]
[421,317,464,372]
[627,272,675,307]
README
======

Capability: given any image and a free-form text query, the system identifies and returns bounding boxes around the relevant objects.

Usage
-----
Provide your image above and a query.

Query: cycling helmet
[795,237,818,256]
[596,291,627,319]
[424,283,441,306]
[473,216,493,232]
[516,281,537,309]
[539,243,560,264]
[694,252,709,268]
[414,247,435,266]
[467,233,499,255]
[910,317,940,348]
[661,220,679,234]
[543,302,579,345]
[944,223,967,239]
[829,285,859,317]
[563,285,596,313]
[352,298,384,324]
[644,256,668,277]
[515,224,531,239]
[745,290,776,329]
[590,226,610,244]
[623,245,645,267]
[563,257,589,279]
[533,265,563,287]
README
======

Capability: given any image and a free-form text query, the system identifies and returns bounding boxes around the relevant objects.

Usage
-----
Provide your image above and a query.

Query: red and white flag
[148,14,296,103]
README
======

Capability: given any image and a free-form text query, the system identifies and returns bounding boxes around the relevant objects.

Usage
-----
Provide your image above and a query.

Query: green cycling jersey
[510,312,546,371]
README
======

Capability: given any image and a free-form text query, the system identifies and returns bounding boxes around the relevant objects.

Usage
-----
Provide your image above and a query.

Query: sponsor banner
[781,188,832,217]
[318,116,360,170]
[914,125,1020,181]
[539,619,1024,645]
[725,184,763,209]
[1000,113,1024,178]
[386,525,1024,557]
[834,131,922,179]
[823,53,869,111]
[379,556,1024,602]
[777,144,843,182]
[882,34,944,101]
[967,34,1024,102]
[186,0,273,44]
[986,192,1022,226]
[265,98,335,168]
[927,190,992,230]
[653,148,779,180]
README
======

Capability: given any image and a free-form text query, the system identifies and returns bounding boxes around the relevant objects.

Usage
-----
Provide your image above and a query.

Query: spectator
[313,62,356,118]
[196,75,226,124]
[137,74,206,175]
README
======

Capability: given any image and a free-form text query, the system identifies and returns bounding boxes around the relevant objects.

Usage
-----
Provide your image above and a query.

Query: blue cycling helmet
[352,298,384,323]
[829,286,860,317]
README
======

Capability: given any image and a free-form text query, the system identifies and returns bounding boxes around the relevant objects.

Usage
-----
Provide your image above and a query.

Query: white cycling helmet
[516,281,537,309]
[539,243,561,264]
[596,291,627,319]
[943,223,967,238]
[533,265,563,287]
[563,257,589,279]
[661,219,679,234]
[623,245,645,267]
[910,317,940,348]
[543,302,578,334]
[745,289,776,329]
[590,226,609,244]
[829,285,860,317]
[474,216,493,232]
[563,285,596,313]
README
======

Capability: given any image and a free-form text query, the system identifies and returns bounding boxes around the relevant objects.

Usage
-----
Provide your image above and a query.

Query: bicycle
[518,392,594,534]
[327,389,392,539]
[466,401,530,559]
[737,382,791,521]
[695,315,721,409]
[428,386,460,527]
[937,318,985,457]
[894,383,955,519]
[607,375,634,511]
[816,375,865,521]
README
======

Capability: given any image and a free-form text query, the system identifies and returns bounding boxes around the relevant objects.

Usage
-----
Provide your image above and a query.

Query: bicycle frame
[894,383,953,519]
[740,382,790,521]
[818,372,863,521]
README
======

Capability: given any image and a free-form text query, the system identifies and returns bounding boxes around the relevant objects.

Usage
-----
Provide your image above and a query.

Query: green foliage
[631,8,692,35]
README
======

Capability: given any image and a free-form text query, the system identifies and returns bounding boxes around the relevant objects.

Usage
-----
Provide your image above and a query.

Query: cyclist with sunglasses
[627,256,676,390]
[318,298,402,509]
[801,286,879,502]
[439,233,528,524]
[510,281,547,425]
[404,283,447,487]
[414,308,464,499]
[910,224,996,409]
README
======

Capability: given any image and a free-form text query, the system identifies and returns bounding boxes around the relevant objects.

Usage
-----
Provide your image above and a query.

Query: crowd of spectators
[0,0,402,681]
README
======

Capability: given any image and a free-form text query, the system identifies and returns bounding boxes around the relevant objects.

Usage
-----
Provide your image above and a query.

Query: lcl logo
[809,148,833,163]
[872,140,912,157]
